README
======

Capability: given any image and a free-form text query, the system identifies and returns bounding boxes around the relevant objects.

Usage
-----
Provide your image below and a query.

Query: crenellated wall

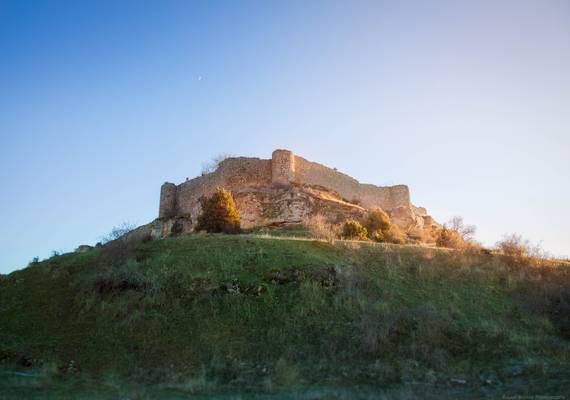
[158,149,412,223]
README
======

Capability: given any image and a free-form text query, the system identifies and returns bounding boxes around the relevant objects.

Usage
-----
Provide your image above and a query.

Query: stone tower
[159,182,177,218]
[271,149,295,186]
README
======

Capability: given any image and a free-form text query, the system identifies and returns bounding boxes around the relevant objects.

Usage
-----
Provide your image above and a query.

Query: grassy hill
[1,234,569,398]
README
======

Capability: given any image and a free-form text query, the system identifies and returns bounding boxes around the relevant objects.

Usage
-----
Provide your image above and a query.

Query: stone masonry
[158,149,436,231]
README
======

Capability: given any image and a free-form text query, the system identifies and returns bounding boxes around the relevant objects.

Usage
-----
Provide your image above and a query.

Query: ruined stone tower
[271,149,295,186]
[159,182,177,219]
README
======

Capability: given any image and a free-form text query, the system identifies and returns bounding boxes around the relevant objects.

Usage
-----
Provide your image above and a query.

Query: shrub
[495,233,546,266]
[364,208,405,244]
[435,227,464,249]
[101,222,137,244]
[303,214,339,243]
[370,230,384,242]
[364,208,391,235]
[435,217,478,250]
[342,220,368,240]
[496,234,528,259]
[447,216,476,241]
[195,187,241,233]
[383,225,406,244]
[408,227,436,244]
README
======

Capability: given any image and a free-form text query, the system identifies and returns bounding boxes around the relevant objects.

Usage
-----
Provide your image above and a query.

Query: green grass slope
[1,235,569,398]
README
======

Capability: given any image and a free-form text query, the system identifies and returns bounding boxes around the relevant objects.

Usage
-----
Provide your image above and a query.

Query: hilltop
[151,150,440,240]
[1,233,569,398]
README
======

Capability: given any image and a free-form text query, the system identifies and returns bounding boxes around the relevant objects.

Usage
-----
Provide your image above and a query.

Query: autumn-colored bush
[364,209,391,235]
[435,227,465,249]
[383,224,406,244]
[408,227,436,244]
[435,217,479,250]
[495,233,548,267]
[342,220,368,240]
[370,230,384,242]
[496,234,529,259]
[195,187,241,233]
[447,216,476,241]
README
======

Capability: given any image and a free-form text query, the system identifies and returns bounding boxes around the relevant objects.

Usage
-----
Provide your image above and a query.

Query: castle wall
[158,150,412,224]
[293,155,410,210]
[172,157,271,221]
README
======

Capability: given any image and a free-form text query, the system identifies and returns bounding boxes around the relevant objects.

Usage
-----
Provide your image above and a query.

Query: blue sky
[1,0,569,273]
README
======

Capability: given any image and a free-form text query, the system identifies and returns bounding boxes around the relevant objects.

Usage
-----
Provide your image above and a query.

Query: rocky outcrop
[234,184,367,229]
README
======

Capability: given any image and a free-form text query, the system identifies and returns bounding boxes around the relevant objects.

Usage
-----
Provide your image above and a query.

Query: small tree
[101,221,137,244]
[364,208,391,235]
[435,217,477,250]
[195,187,241,233]
[447,216,476,241]
[435,226,465,249]
[201,154,232,175]
[364,208,405,244]
[342,220,368,240]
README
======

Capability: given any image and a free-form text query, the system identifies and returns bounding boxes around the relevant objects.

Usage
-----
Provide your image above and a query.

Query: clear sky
[1,0,569,273]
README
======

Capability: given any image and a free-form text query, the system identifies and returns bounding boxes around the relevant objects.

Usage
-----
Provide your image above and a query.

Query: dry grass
[303,214,340,243]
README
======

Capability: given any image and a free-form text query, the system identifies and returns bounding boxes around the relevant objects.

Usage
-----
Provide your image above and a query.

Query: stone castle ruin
[154,149,438,236]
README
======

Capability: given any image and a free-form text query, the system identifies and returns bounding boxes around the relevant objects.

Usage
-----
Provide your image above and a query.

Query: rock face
[156,149,438,235]
[234,184,367,229]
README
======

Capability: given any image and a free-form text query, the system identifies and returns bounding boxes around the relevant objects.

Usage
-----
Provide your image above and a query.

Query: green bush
[364,208,405,244]
[342,220,368,240]
[195,187,241,233]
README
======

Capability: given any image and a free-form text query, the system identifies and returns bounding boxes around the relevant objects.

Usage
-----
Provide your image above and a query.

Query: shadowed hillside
[1,235,569,399]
